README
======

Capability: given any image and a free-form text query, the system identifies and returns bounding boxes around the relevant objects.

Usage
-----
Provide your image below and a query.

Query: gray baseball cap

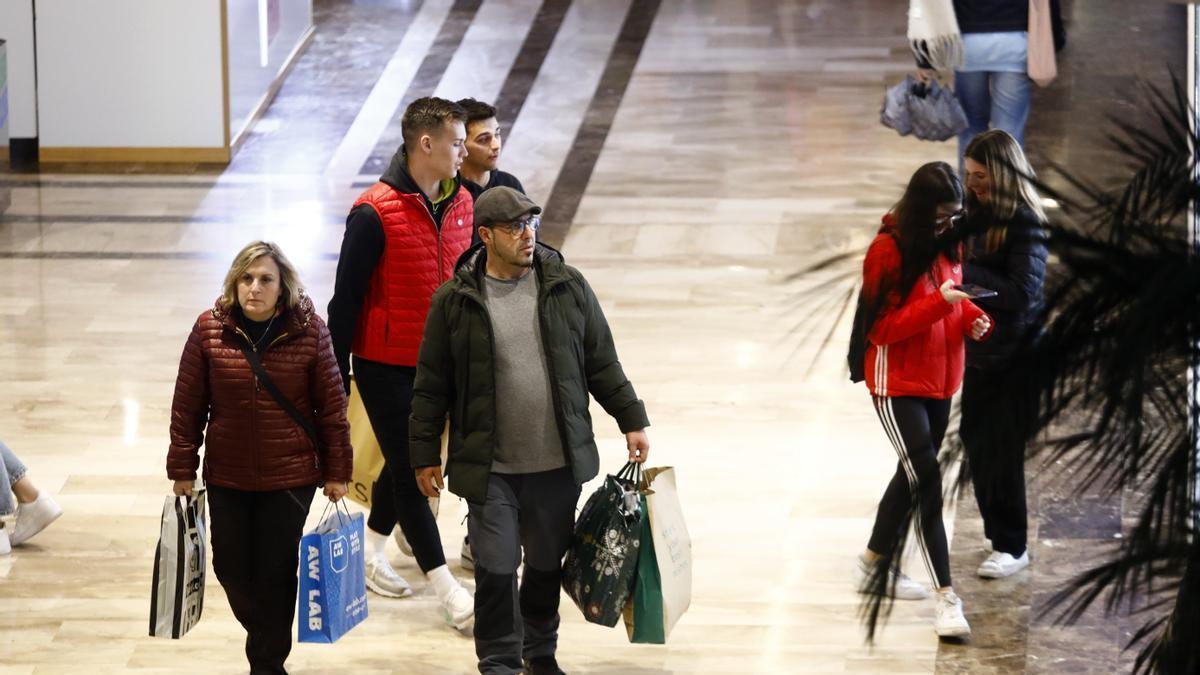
[474,187,542,228]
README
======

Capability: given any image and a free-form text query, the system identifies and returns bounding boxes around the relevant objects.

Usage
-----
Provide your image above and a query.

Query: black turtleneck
[240,310,283,351]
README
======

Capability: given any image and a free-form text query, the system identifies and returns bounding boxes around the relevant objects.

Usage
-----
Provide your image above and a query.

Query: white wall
[35,0,225,148]
[0,0,38,138]
[226,0,313,141]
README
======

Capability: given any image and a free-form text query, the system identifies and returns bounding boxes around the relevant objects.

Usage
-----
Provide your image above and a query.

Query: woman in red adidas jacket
[853,162,992,639]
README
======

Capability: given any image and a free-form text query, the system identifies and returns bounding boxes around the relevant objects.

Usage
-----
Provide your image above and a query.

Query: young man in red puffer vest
[327,96,475,632]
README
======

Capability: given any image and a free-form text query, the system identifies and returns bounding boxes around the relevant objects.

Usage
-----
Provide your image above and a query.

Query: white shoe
[392,526,413,557]
[934,591,971,638]
[10,493,63,546]
[440,584,474,633]
[853,555,928,600]
[977,550,1030,578]
[0,528,10,555]
[460,536,474,572]
[364,554,413,598]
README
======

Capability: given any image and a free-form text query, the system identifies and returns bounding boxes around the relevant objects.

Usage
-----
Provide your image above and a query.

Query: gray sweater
[484,271,568,474]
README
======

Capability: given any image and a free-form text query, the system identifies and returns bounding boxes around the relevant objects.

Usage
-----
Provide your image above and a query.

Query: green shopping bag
[562,462,643,627]
[623,495,667,642]
[621,466,691,644]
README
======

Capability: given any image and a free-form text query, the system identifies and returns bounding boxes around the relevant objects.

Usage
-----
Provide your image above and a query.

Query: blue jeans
[954,70,1032,170]
[0,440,29,516]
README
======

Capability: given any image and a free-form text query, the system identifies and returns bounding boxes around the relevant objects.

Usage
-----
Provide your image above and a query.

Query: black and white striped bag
[149,490,207,638]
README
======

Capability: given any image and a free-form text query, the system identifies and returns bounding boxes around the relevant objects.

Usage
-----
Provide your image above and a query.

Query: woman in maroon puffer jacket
[167,241,352,673]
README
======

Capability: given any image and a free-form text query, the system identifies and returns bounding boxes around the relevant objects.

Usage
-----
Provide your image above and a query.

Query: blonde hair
[219,241,306,312]
[965,130,1047,252]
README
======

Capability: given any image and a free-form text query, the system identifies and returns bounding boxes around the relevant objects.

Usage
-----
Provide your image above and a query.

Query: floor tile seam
[357,0,485,175]
[223,0,433,174]
[539,0,664,249]
[493,0,574,133]
[429,0,545,104]
[459,0,632,208]
[321,0,456,178]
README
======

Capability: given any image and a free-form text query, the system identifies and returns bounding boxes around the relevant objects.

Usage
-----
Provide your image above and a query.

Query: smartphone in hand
[954,283,998,299]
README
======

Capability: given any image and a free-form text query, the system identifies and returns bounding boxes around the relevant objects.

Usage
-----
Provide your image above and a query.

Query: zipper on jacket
[234,325,320,478]
[263,330,321,474]
[536,281,575,471]
[414,191,461,281]
[234,327,262,393]
[414,198,443,277]
[233,327,262,484]
[459,291,501,468]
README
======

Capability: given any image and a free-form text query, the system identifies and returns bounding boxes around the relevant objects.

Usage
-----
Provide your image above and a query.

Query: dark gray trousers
[468,467,579,675]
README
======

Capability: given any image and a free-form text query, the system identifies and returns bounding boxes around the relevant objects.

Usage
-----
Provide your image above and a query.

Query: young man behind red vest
[456,97,527,248]
[327,96,476,632]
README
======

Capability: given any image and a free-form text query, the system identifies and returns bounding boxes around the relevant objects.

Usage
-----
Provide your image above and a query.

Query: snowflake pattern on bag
[561,471,643,627]
[593,528,638,577]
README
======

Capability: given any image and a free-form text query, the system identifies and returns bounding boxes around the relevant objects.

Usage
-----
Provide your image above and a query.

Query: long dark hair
[887,161,964,296]
[847,162,964,382]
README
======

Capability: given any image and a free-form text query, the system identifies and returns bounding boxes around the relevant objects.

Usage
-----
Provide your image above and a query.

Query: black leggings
[353,356,446,573]
[367,464,441,546]
[367,463,397,536]
[868,395,953,589]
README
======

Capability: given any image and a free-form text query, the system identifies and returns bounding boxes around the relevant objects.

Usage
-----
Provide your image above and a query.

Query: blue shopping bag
[297,505,368,643]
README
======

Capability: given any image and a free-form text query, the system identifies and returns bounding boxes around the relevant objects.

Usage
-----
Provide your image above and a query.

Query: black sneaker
[523,655,566,675]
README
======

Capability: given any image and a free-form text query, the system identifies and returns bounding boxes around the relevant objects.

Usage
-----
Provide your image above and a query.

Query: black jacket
[462,169,525,201]
[463,169,526,246]
[914,0,1066,68]
[963,205,1048,369]
[954,0,1064,48]
[409,243,650,503]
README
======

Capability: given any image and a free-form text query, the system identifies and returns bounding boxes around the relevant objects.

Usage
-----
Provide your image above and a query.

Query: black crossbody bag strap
[236,340,324,475]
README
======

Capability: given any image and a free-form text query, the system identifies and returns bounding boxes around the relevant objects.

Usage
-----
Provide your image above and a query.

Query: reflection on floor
[0,0,1183,673]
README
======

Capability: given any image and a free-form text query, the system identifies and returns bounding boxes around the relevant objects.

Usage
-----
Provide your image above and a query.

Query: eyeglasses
[935,209,965,225]
[495,215,541,236]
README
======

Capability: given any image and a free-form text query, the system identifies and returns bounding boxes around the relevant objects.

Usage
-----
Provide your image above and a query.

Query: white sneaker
[977,550,1030,578]
[934,590,971,638]
[0,528,10,555]
[364,554,413,598]
[10,492,63,546]
[460,536,474,572]
[392,526,413,557]
[853,555,928,600]
[440,584,475,633]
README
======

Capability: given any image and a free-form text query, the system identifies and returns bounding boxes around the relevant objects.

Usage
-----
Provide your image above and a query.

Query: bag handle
[616,461,642,487]
[236,337,325,478]
[176,487,205,513]
[316,496,353,528]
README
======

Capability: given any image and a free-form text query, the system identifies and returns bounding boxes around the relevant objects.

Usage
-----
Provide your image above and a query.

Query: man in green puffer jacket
[409,187,650,675]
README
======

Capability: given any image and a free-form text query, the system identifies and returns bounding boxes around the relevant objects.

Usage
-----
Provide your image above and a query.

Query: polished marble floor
[0,0,1180,673]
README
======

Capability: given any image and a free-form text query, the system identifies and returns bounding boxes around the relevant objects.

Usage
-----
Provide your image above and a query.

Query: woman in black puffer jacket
[959,130,1048,579]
